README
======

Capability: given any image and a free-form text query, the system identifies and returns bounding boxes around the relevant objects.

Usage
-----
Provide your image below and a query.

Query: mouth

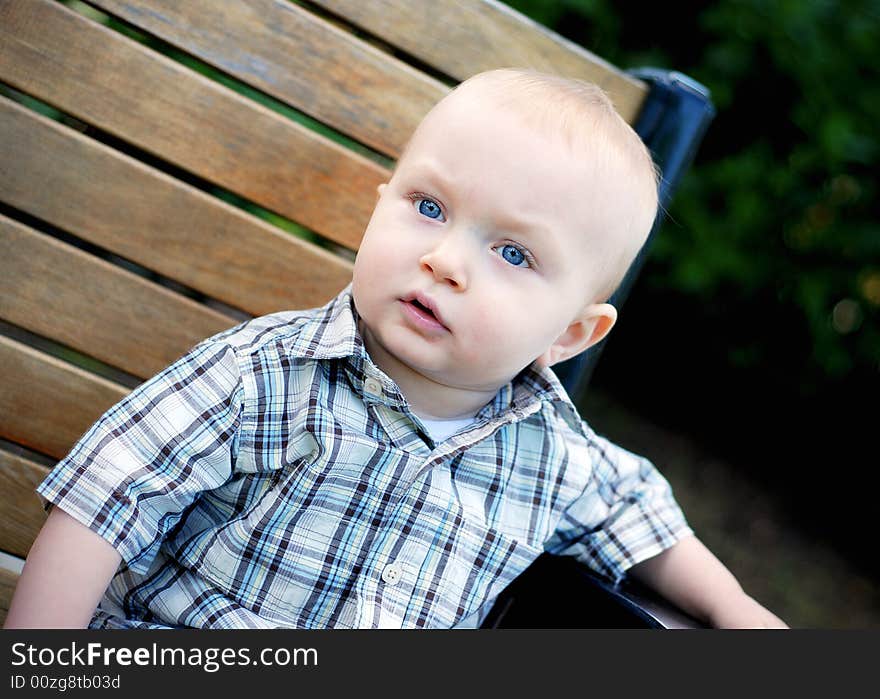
[400,293,449,332]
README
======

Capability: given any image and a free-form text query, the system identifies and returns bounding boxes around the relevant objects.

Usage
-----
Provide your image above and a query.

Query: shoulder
[530,400,597,469]
[538,401,650,475]
[201,306,327,358]
[187,290,357,414]
[518,385,649,481]
[198,286,357,363]
[515,365,597,451]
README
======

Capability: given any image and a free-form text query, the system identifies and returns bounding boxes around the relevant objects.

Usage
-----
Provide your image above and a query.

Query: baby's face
[352,90,623,396]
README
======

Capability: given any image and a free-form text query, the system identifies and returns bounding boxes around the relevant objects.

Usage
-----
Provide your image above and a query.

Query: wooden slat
[0,449,50,560]
[0,215,235,379]
[90,0,447,158]
[313,0,648,123]
[0,336,129,460]
[0,97,352,315]
[0,0,388,251]
[0,565,19,626]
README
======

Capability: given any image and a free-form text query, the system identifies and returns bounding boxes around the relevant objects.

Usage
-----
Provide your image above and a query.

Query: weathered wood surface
[0,336,129,460]
[312,0,648,123]
[0,0,388,251]
[0,0,657,627]
[0,214,235,379]
[0,97,353,315]
[0,566,19,626]
[0,450,50,560]
[90,0,448,158]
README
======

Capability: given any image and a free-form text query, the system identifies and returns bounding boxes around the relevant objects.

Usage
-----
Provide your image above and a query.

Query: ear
[535,303,617,368]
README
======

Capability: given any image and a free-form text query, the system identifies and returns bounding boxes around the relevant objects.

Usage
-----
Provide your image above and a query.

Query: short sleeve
[544,425,694,584]
[36,338,244,575]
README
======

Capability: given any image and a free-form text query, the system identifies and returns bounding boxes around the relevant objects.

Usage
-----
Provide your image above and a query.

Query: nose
[419,235,469,290]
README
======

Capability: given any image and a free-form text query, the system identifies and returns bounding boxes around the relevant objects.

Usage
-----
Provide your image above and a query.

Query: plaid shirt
[37,286,692,629]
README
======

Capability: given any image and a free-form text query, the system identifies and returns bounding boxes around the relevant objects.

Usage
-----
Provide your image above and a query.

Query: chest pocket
[384,474,543,628]
[419,512,542,628]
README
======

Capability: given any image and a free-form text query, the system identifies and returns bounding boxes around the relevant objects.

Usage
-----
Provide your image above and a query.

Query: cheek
[355,228,396,278]
[473,289,565,356]
[463,299,523,355]
[352,238,388,313]
[358,213,421,268]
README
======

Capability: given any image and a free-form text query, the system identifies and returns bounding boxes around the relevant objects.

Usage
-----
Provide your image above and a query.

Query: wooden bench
[0,0,713,628]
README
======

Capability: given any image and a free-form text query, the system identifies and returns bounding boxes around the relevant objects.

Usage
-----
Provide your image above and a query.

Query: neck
[360,325,497,420]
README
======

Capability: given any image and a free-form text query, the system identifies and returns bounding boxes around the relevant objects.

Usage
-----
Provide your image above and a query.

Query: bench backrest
[0,0,712,624]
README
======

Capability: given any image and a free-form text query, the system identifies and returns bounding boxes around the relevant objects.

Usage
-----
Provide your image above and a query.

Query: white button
[364,378,382,396]
[381,563,401,585]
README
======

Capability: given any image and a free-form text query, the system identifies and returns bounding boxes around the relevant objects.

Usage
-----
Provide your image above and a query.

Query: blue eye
[496,244,530,267]
[417,198,444,220]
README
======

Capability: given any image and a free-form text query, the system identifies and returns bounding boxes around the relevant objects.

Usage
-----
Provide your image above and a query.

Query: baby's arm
[3,508,121,629]
[628,535,788,628]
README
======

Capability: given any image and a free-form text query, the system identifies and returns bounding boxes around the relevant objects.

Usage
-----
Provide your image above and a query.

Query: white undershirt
[418,415,477,443]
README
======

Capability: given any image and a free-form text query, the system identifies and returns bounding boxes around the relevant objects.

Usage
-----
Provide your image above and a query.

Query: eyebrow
[406,159,456,198]
[406,159,557,253]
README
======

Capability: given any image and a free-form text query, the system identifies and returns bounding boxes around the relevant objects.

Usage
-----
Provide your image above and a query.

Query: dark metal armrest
[481,553,706,629]
[577,564,706,629]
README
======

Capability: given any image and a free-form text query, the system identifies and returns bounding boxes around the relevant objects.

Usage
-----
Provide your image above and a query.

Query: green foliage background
[508,0,879,568]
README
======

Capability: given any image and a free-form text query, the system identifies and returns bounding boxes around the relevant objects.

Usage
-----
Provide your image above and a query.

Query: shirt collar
[291,285,578,420]
[294,284,365,362]
[475,362,578,424]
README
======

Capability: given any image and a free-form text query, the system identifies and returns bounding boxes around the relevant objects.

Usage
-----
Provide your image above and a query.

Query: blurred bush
[509,0,879,573]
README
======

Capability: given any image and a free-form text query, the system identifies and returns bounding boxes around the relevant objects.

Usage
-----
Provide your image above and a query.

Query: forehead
[405,90,575,177]
[397,92,625,261]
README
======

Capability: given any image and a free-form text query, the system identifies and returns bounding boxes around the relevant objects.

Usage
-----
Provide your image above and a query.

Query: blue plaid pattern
[37,286,692,628]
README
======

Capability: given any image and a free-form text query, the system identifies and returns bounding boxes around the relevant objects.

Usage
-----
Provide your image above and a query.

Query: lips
[401,292,449,331]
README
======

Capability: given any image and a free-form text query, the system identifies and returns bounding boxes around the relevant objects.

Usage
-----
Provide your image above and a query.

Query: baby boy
[4,69,785,629]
